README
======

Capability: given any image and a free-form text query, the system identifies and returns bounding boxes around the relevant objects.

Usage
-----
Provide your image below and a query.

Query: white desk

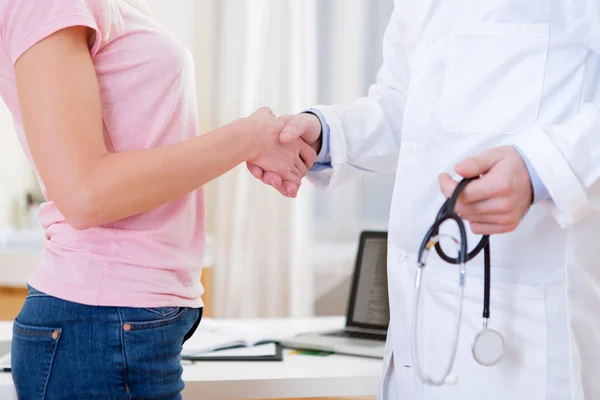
[0,317,382,399]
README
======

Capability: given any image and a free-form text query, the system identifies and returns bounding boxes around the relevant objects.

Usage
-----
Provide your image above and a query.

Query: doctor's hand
[247,113,322,198]
[439,146,533,235]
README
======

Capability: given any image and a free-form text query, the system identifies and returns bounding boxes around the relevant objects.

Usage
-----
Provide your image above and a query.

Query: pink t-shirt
[0,0,205,308]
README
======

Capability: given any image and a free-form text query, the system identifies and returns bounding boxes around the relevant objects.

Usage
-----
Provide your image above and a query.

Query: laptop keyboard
[325,330,386,341]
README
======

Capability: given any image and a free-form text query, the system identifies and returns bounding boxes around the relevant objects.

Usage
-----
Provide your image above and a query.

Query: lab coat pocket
[438,22,549,134]
[421,269,547,400]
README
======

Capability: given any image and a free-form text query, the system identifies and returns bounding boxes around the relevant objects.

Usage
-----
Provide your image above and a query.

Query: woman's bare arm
[15,27,310,229]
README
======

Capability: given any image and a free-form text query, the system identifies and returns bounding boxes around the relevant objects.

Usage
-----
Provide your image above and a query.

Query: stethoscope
[410,178,505,387]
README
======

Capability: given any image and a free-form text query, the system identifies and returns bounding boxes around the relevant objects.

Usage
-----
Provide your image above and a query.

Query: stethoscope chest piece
[471,327,504,367]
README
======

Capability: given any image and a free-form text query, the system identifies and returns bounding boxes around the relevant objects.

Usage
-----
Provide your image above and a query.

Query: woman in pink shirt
[0,0,316,398]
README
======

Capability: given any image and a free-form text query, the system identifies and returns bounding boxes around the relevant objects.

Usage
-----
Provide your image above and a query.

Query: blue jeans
[11,286,202,400]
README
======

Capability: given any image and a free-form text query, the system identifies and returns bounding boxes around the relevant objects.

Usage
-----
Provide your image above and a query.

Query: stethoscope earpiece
[444,375,459,385]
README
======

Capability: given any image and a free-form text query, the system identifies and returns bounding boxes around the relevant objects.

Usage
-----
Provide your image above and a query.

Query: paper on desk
[191,343,277,358]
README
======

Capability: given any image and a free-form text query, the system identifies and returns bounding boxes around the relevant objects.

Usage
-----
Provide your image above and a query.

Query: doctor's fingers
[438,173,459,199]
[461,211,521,228]
[290,165,303,180]
[455,173,514,205]
[440,170,511,204]
[439,172,489,202]
[454,196,514,217]
[454,148,504,179]
[468,221,519,235]
[299,141,317,170]
[295,156,309,177]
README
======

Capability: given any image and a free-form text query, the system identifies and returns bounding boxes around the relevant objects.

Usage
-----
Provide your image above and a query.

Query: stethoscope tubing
[417,178,491,318]
[411,234,466,386]
[411,177,492,386]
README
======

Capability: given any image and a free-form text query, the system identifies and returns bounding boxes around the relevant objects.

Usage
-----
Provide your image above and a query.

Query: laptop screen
[347,232,390,330]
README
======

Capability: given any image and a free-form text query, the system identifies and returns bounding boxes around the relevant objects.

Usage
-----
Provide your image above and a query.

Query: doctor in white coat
[249,1,600,399]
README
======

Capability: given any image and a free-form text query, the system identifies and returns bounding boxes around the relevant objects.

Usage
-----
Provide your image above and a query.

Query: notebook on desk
[182,343,283,362]
[279,231,389,359]
[182,319,282,361]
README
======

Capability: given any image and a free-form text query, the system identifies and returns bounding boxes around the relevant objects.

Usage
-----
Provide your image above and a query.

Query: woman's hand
[245,108,317,196]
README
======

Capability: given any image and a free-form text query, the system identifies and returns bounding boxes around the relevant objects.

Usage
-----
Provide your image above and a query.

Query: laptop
[280,231,389,359]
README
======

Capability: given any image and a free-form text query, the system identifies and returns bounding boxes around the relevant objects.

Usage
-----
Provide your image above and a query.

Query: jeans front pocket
[11,320,62,400]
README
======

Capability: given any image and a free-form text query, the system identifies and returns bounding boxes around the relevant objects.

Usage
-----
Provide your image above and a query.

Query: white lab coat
[309,1,600,399]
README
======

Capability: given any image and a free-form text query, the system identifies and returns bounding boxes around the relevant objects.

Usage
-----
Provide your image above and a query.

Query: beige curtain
[195,0,317,318]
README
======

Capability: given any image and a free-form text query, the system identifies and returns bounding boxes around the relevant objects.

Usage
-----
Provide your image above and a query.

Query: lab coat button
[397,250,406,261]
[406,143,419,156]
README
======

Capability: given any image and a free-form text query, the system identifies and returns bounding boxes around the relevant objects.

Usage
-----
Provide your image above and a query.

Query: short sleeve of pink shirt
[0,0,206,308]
[1,0,102,65]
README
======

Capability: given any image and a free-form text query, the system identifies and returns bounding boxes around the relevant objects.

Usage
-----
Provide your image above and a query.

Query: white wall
[146,0,198,53]
[0,101,32,227]
[146,0,214,132]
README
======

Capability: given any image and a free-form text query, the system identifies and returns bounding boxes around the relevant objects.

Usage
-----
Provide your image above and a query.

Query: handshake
[243,107,323,198]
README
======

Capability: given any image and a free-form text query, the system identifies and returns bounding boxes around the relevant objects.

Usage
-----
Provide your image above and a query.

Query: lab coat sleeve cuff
[303,109,332,165]
[305,105,350,190]
[513,145,551,203]
[512,126,591,227]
